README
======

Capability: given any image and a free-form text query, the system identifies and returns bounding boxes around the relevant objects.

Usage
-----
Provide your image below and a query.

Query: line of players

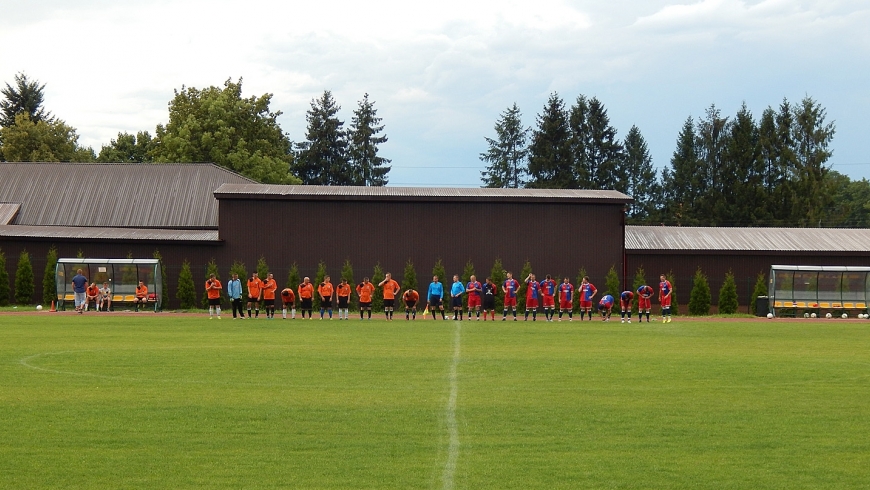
[209,269,675,323]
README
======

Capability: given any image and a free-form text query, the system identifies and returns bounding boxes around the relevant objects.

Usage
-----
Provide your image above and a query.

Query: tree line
[0,73,390,186]
[481,93,870,228]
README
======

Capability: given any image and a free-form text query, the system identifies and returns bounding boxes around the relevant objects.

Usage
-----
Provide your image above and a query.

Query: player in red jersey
[557,277,574,321]
[502,272,520,321]
[524,273,541,321]
[619,290,634,323]
[539,274,557,322]
[659,274,673,323]
[466,275,482,320]
[578,276,597,321]
[637,284,654,322]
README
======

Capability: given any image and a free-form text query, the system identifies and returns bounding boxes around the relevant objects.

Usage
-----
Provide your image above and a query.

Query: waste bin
[756,296,769,317]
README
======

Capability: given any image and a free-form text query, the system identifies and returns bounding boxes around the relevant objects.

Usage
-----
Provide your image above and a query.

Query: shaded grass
[1,314,869,488]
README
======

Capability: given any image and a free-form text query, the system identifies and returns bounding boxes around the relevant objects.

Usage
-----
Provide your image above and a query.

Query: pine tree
[604,265,620,298]
[693,105,731,225]
[791,96,836,227]
[294,90,352,185]
[750,272,768,315]
[623,126,660,222]
[402,259,418,293]
[583,97,624,191]
[348,93,390,186]
[480,103,528,188]
[313,261,327,312]
[718,270,739,314]
[371,263,385,312]
[631,266,647,314]
[0,249,9,306]
[176,260,197,309]
[568,95,591,187]
[527,93,575,189]
[286,263,301,290]
[229,261,249,298]
[490,259,505,312]
[688,268,711,316]
[432,259,447,288]
[14,250,34,305]
[201,259,220,308]
[661,117,702,226]
[153,249,168,302]
[43,246,58,306]
[518,260,532,312]
[341,259,355,286]
[461,260,475,287]
[1,73,53,127]
[720,103,765,226]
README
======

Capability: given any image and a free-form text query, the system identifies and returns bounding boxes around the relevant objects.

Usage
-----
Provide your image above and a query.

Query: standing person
[98,281,112,312]
[356,277,375,320]
[85,282,100,312]
[318,275,334,320]
[402,287,419,320]
[637,284,654,323]
[205,274,222,319]
[262,273,278,319]
[298,277,314,319]
[281,286,296,319]
[378,273,401,321]
[540,274,557,322]
[247,272,263,319]
[481,277,497,321]
[620,290,634,323]
[578,276,598,321]
[599,294,614,321]
[427,275,447,320]
[502,272,520,321]
[134,281,149,312]
[450,275,466,320]
[659,274,673,323]
[557,277,574,321]
[227,273,244,319]
[336,279,351,320]
[466,275,482,321]
[71,268,88,314]
[524,273,541,321]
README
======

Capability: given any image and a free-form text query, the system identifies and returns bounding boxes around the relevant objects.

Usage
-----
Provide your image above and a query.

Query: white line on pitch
[442,320,461,490]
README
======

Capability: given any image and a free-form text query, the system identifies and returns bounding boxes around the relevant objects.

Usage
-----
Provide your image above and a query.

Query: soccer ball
[825,313,832,319]
[766,313,773,319]
[842,313,848,319]
[804,313,809,318]
[811,313,817,318]
[36,304,43,311]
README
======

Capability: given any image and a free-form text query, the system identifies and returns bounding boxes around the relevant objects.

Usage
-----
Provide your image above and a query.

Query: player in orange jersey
[336,278,352,320]
[247,272,263,318]
[134,281,149,312]
[378,272,401,321]
[261,273,278,319]
[402,288,420,320]
[205,274,222,319]
[85,282,100,312]
[356,277,375,320]
[298,277,314,319]
[281,286,296,319]
[318,275,335,319]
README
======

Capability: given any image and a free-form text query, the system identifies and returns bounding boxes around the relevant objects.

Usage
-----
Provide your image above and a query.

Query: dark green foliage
[667,271,679,316]
[176,260,197,309]
[750,272,768,315]
[348,93,390,186]
[480,103,528,188]
[402,259,418,293]
[0,113,94,162]
[579,97,624,191]
[201,259,220,308]
[688,268,711,316]
[0,249,9,306]
[256,256,269,282]
[371,263,384,312]
[15,250,34,305]
[1,72,52,127]
[340,259,354,286]
[229,261,248,298]
[294,90,352,185]
[153,249,168,300]
[461,260,475,288]
[313,261,327,312]
[604,265,620,298]
[527,93,574,189]
[490,259,505,312]
[623,126,661,222]
[286,263,300,290]
[432,259,447,286]
[97,131,154,163]
[631,266,647,313]
[518,260,532,311]
[718,270,739,314]
[42,246,58,306]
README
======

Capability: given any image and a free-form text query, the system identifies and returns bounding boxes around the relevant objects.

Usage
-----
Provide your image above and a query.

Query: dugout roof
[626,226,870,253]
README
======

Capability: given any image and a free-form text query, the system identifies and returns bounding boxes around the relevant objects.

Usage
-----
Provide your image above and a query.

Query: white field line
[442,320,461,490]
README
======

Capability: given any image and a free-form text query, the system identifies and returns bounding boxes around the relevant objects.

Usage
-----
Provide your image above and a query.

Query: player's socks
[367,310,372,319]
[361,310,364,319]
[532,310,537,321]
[512,309,517,319]
[503,309,508,320]
[209,306,214,318]
[282,308,287,319]
[216,307,221,318]
[524,311,529,320]
[432,310,437,320]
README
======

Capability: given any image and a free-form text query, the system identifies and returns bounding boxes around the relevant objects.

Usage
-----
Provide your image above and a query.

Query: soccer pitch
[1,313,869,489]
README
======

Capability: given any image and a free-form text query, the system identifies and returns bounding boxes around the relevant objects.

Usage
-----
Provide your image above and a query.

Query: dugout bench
[55,258,163,312]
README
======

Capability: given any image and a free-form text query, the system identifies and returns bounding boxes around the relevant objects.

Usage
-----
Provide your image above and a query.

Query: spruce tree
[1,72,53,127]
[568,95,591,187]
[518,260,532,312]
[623,126,660,222]
[313,261,327,312]
[341,259,355,286]
[256,256,269,282]
[688,268,711,316]
[791,96,836,227]
[461,260,475,288]
[348,93,390,186]
[527,93,574,189]
[43,246,58,306]
[402,259,418,293]
[286,263,301,290]
[604,265,620,298]
[661,117,702,226]
[693,105,731,225]
[490,259,505,312]
[480,103,528,188]
[0,249,9,306]
[176,260,197,310]
[15,250,34,305]
[718,270,739,314]
[371,263,385,312]
[720,103,765,226]
[583,97,624,191]
[153,249,168,302]
[750,272,768,315]
[294,90,352,185]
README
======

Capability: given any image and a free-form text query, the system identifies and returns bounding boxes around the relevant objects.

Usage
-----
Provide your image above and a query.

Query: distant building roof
[0,163,254,229]
[0,224,219,242]
[214,184,633,204]
[626,225,870,253]
[0,203,21,225]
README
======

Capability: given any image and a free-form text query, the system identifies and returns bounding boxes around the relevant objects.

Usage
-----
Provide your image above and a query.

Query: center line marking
[442,320,461,490]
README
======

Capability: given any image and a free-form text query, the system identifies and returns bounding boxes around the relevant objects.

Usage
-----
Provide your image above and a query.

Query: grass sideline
[1,313,869,488]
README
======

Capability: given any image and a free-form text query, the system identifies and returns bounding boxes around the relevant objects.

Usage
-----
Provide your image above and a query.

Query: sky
[1,0,868,187]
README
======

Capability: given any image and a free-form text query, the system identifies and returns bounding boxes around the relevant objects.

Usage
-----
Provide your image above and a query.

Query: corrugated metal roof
[0,163,254,228]
[0,203,21,224]
[214,184,633,203]
[626,226,870,252]
[0,225,219,242]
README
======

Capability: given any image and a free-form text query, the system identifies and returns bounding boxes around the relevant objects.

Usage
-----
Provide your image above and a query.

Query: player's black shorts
[451,297,463,308]
[483,295,495,310]
[247,296,260,304]
[321,298,332,308]
[429,296,443,308]
[301,298,312,309]
[360,301,371,309]
[263,299,275,307]
[208,298,221,306]
[405,300,417,309]
[338,296,349,308]
[384,299,395,308]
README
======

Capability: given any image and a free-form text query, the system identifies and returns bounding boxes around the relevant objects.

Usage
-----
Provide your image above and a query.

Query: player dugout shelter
[55,258,163,311]
[769,265,870,317]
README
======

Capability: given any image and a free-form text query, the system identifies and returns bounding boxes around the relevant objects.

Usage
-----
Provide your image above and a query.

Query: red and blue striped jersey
[503,278,520,298]
[525,280,541,300]
[466,281,482,298]
[580,283,597,301]
[540,279,556,297]
[558,283,573,302]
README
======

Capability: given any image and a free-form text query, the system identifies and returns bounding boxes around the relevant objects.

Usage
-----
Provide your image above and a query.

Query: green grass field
[1,312,869,489]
